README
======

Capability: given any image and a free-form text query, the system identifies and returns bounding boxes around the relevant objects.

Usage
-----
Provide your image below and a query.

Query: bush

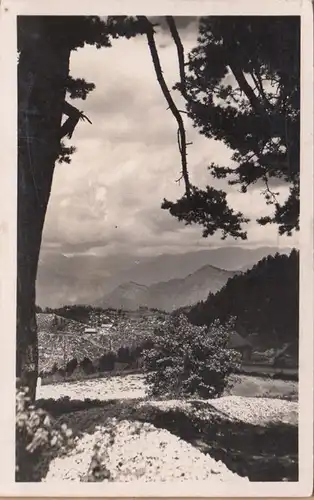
[16,384,74,481]
[142,314,241,399]
[98,351,116,372]
[80,357,95,375]
[117,346,131,363]
[51,363,58,375]
[65,358,78,376]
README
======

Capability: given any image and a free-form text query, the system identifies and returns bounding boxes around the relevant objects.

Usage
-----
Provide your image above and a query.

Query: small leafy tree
[142,314,241,399]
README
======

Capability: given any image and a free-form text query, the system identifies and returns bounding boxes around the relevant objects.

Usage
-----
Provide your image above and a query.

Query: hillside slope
[187,250,299,350]
[37,309,168,372]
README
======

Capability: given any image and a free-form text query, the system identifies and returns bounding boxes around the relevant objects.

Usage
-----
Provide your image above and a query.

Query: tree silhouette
[162,16,300,238]
[17,16,148,399]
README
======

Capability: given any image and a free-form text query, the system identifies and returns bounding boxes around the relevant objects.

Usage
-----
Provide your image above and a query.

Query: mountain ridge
[101,264,238,312]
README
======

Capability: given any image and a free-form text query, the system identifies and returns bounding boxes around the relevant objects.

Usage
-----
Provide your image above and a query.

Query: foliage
[51,363,58,374]
[97,351,117,372]
[65,358,78,375]
[162,185,249,240]
[187,250,299,348]
[80,357,95,375]
[16,385,74,482]
[47,304,133,324]
[49,304,94,323]
[142,314,241,399]
[117,346,132,363]
[163,16,300,237]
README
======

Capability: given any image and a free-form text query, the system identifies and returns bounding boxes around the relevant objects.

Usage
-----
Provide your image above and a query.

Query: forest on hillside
[35,304,165,324]
[184,250,299,349]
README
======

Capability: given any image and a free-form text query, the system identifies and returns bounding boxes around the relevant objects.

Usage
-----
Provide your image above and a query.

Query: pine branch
[65,76,95,100]
[138,16,191,197]
[228,63,266,117]
[60,101,92,139]
[165,16,188,100]
[262,175,280,205]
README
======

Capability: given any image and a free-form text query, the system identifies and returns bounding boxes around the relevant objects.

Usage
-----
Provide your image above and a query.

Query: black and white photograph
[0,0,313,497]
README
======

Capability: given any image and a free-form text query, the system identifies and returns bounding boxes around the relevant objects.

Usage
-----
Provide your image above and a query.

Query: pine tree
[162,16,300,238]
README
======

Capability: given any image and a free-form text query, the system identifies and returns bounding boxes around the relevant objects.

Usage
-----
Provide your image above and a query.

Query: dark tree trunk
[17,17,71,400]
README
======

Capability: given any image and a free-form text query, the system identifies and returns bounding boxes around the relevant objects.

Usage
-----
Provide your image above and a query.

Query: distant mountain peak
[101,264,235,312]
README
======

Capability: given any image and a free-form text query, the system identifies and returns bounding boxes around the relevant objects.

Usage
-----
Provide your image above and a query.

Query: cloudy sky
[41,17,298,261]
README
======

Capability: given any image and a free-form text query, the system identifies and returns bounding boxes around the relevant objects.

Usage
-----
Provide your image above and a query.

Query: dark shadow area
[141,403,298,482]
[36,396,298,482]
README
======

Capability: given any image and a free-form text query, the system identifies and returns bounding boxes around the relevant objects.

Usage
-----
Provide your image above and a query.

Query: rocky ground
[37,374,298,483]
[44,419,249,483]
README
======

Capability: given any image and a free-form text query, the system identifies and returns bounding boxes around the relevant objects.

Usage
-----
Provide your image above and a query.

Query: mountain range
[36,245,292,308]
[99,265,238,312]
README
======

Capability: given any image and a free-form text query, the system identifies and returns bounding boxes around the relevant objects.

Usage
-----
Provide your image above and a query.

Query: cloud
[42,22,298,261]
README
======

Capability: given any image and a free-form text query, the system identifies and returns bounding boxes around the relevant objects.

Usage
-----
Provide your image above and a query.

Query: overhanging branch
[165,16,188,100]
[228,63,266,116]
[139,16,191,197]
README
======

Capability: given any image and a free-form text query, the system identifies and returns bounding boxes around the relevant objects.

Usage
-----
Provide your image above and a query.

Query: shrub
[16,384,74,482]
[117,346,131,363]
[51,363,58,375]
[80,357,95,375]
[65,358,78,376]
[142,314,241,399]
[98,351,116,372]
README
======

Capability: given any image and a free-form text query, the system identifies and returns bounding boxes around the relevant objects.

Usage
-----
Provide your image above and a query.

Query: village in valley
[36,305,297,383]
